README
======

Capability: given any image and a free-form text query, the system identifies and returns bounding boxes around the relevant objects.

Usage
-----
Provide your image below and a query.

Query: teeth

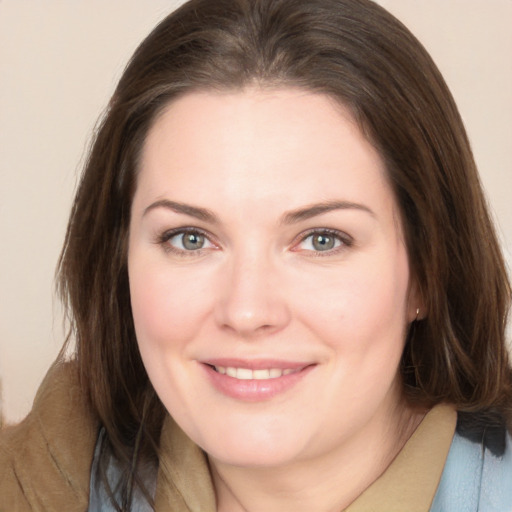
[253,369,270,380]
[236,368,253,380]
[214,366,299,380]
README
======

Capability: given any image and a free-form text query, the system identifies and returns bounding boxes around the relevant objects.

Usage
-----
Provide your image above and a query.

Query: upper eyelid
[295,228,352,243]
[159,226,213,241]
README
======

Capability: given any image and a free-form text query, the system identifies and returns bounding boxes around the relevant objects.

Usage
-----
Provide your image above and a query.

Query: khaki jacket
[0,362,216,512]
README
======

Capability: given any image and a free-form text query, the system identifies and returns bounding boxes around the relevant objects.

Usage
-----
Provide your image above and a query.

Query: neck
[209,402,426,512]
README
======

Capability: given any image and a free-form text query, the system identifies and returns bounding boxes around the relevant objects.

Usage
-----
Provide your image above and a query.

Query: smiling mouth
[203,361,315,400]
[210,365,301,380]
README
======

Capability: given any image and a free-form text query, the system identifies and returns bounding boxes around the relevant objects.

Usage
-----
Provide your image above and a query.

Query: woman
[1,0,511,510]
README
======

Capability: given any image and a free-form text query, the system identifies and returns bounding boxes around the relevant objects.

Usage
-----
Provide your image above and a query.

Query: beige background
[1,0,511,424]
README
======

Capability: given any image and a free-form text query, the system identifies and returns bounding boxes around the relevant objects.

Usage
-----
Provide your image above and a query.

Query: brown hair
[58,0,512,507]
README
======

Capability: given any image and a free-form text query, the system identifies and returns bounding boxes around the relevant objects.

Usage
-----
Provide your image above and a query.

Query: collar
[343,404,456,512]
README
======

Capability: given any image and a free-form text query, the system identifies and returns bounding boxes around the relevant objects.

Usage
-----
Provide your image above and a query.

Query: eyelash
[292,228,353,257]
[156,227,216,257]
[155,227,353,257]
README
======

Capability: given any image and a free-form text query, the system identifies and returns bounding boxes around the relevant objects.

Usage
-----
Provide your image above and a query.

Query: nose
[214,252,291,338]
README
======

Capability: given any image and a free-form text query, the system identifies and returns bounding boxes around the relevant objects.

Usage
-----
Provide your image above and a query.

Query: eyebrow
[143,199,218,223]
[143,198,375,224]
[281,200,375,224]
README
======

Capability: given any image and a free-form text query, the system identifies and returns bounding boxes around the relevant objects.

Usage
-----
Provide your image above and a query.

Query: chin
[208,442,303,468]
[196,419,310,468]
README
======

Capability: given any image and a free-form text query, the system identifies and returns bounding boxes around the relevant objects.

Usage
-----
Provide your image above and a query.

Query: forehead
[135,88,396,223]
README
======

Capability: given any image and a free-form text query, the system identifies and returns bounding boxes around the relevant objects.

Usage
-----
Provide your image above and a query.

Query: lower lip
[201,364,315,401]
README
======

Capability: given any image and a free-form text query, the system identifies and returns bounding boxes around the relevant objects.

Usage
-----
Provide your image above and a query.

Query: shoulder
[0,360,98,512]
[431,410,512,512]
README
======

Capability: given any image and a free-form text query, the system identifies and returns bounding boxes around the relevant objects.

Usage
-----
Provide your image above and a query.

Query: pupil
[183,233,204,250]
[313,234,334,251]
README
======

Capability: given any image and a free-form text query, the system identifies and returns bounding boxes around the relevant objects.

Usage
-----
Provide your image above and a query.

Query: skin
[128,88,425,512]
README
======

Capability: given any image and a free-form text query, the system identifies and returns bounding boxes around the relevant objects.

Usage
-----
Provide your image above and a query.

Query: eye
[158,228,216,254]
[172,231,208,250]
[295,229,351,254]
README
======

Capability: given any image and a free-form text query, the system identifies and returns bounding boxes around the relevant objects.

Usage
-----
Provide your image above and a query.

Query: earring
[415,308,420,321]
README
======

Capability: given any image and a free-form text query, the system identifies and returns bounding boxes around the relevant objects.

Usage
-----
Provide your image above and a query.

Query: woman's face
[128,89,419,468]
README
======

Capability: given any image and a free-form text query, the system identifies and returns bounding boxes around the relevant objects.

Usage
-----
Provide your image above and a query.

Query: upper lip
[200,358,314,370]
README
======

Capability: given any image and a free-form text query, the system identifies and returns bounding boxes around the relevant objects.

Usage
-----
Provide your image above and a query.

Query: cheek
[128,257,213,351]
[294,248,410,355]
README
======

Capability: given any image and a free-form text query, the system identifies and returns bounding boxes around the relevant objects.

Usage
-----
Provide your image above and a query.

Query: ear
[406,278,426,323]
